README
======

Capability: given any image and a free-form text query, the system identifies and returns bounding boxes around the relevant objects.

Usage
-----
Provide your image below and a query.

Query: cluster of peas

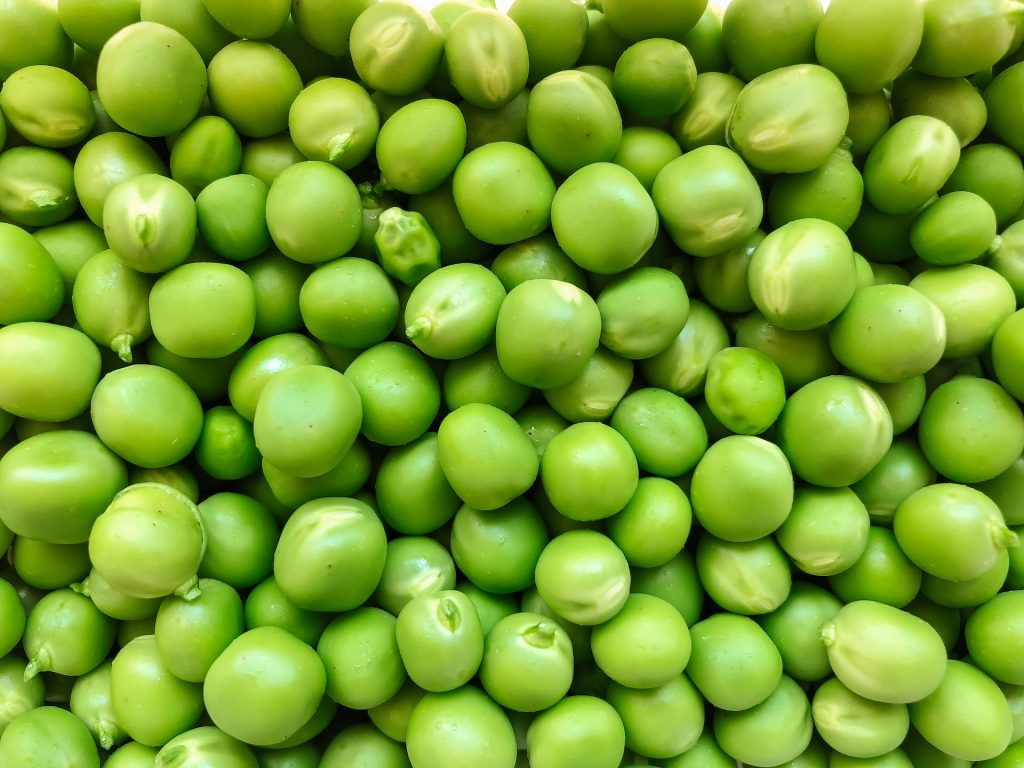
[2,0,1024,766]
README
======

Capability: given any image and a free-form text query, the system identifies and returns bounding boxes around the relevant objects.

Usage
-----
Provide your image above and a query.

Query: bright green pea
[73,131,167,226]
[670,71,742,151]
[0,655,45,736]
[193,407,258,481]
[638,299,729,396]
[993,309,1024,404]
[822,600,947,704]
[200,0,288,38]
[143,341,239,409]
[542,346,633,423]
[408,181,490,265]
[944,144,1024,226]
[287,78,379,171]
[273,497,386,612]
[828,527,922,608]
[461,88,530,153]
[395,590,483,692]
[768,148,864,232]
[0,223,63,325]
[168,116,241,196]
[611,126,682,192]
[376,99,465,195]
[75,568,161,621]
[374,207,441,286]
[319,724,408,768]
[0,0,72,80]
[155,726,258,767]
[776,487,869,577]
[155,578,244,684]
[376,433,460,535]
[436,402,539,510]
[266,161,362,264]
[520,585,592,665]
[610,387,706,477]
[239,134,305,187]
[207,41,300,139]
[759,582,841,684]
[72,249,152,362]
[596,267,688,360]
[913,0,1017,78]
[812,677,909,759]
[722,0,821,81]
[698,533,792,615]
[534,530,630,626]
[244,576,329,647]
[508,0,586,83]
[0,65,94,148]
[96,22,206,137]
[0,579,25,657]
[239,250,308,338]
[194,175,270,262]
[139,0,233,64]
[458,581,517,638]
[910,660,1013,762]
[290,0,372,56]
[704,347,785,435]
[0,706,99,768]
[909,190,998,267]
[678,5,726,71]
[367,679,426,743]
[450,497,547,594]
[317,607,405,710]
[300,257,398,349]
[102,174,195,274]
[693,231,761,315]
[375,537,455,615]
[261,437,371,508]
[23,588,115,680]
[257,742,322,768]
[985,62,1024,155]
[443,346,532,413]
[652,145,763,257]
[608,674,704,759]
[407,686,516,768]
[891,70,988,148]
[847,200,919,264]
[687,612,783,711]
[606,477,690,569]
[1000,681,1024,744]
[480,611,573,712]
[815,0,923,95]
[11,538,90,590]
[600,0,705,43]
[613,38,695,119]
[863,116,961,214]
[0,146,77,227]
[527,696,624,768]
[851,437,936,524]
[516,402,570,459]
[662,731,736,768]
[33,219,107,300]
[904,594,961,652]
[778,375,893,487]
[351,2,443,97]
[921,548,1009,608]
[444,8,527,108]
[714,675,813,767]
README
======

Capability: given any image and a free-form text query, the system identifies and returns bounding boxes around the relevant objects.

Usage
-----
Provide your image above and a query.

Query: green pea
[527,695,624,768]
[595,267,687,360]
[318,724,409,768]
[851,437,936,524]
[11,537,90,590]
[266,161,362,264]
[207,41,300,139]
[350,1,443,96]
[0,64,93,148]
[257,742,322,768]
[395,589,483,692]
[600,0,705,43]
[72,249,152,362]
[847,200,921,265]
[238,250,307,339]
[374,536,455,616]
[516,402,570,459]
[989,223,1024,305]
[944,144,1024,227]
[0,146,77,227]
[0,706,99,768]
[408,181,490,266]
[642,300,730,396]
[74,131,167,227]
[777,487,870,577]
[605,477,690,569]
[204,627,326,747]
[615,676,706,759]
[374,207,441,286]
[287,78,379,172]
[443,346,532,413]
[669,71,741,152]
[976,739,1024,768]
[985,62,1024,155]
[193,407,257,480]
[543,346,633,423]
[822,600,947,704]
[757,582,840,684]
[458,581,516,638]
[139,0,233,64]
[290,0,372,56]
[273,497,387,612]
[864,116,961,214]
[443,8,528,109]
[911,191,999,268]
[611,126,682,192]
[194,176,270,262]
[480,611,573,713]
[722,0,821,81]
[96,22,206,137]
[154,579,243,684]
[910,660,1013,762]
[534,530,630,626]
[815,0,923,94]
[200,0,288,39]
[992,309,1024,411]
[654,146,763,257]
[32,219,107,301]
[914,0,1017,78]
[243,576,329,647]
[0,579,25,657]
[662,731,735,768]
[768,148,864,232]
[1000,681,1024,744]
[367,679,426,743]
[376,433,460,535]
[0,430,126,544]
[262,437,370,507]
[891,70,988,148]
[919,265,1017,360]
[155,726,259,767]
[102,174,195,275]
[239,134,305,187]
[904,594,961,652]
[374,99,465,196]
[610,388,706,478]
[75,568,161,621]
[844,91,892,161]
[167,116,241,196]
[506,0,586,83]
[107,741,161,768]
[0,224,63,326]
[714,675,813,767]
[519,584,592,666]
[700,533,793,615]
[461,89,530,153]
[812,677,909,759]
[452,497,546,593]
[23,587,115,680]
[921,548,1009,608]
[704,347,784,434]
[0,655,45,736]
[436,402,539,510]
[315,607,405,711]
[70,661,125,750]
[613,38,695,119]
[828,527,922,608]
[301,260,398,351]
[408,686,516,768]
[0,0,72,80]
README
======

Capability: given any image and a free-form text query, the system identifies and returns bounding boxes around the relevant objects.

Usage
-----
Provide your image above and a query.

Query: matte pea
[376,433,460,535]
[0,146,77,228]
[697,534,792,615]
[670,71,742,151]
[317,607,405,710]
[96,22,206,137]
[985,62,1024,155]
[534,530,630,626]
[851,437,936,524]
[721,0,821,81]
[812,677,909,759]
[679,5,727,71]
[822,600,947,704]
[458,581,517,638]
[864,116,960,214]
[376,100,465,195]
[244,576,329,647]
[408,181,490,265]
[508,0,586,83]
[239,250,307,338]
[0,656,45,736]
[597,267,688,360]
[0,706,99,768]
[290,0,372,56]
[450,498,546,595]
[239,134,305,187]
[74,568,161,622]
[606,477,691,568]
[102,174,195,274]
[608,675,704,759]
[72,249,152,362]
[0,64,94,148]
[261,439,371,510]
[527,696,624,768]
[23,588,115,680]
[374,536,456,616]
[367,679,426,743]
[921,548,1009,608]
[257,743,322,768]
[516,402,570,459]
[288,78,379,171]
[200,0,288,38]
[543,346,633,423]
[638,299,729,395]
[32,219,107,299]
[443,347,532,413]
[351,2,443,96]
[662,731,735,768]
[759,582,841,683]
[70,661,125,750]
[776,487,870,577]
[613,37,695,119]
[408,686,516,768]
[169,116,243,197]
[828,527,923,608]
[0,579,25,658]
[611,387,706,477]
[73,132,167,227]
[913,0,1017,78]
[519,585,592,666]
[891,70,987,148]
[11,538,90,590]
[909,191,997,266]
[943,144,1024,226]
[611,126,682,192]
[768,148,864,232]
[481,611,573,712]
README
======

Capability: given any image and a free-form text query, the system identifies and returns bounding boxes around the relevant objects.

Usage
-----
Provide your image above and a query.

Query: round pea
[376,100,465,195]
[317,607,405,711]
[608,674,705,759]
[444,8,528,108]
[73,131,167,227]
[300,257,398,349]
[527,695,625,768]
[0,655,45,736]
[851,437,936,524]
[662,730,736,768]
[318,724,408,768]
[704,347,786,435]
[943,144,1024,227]
[395,590,483,693]
[11,538,90,590]
[195,176,271,263]
[607,477,691,568]
[0,706,99,768]
[600,0,705,43]
[534,530,630,626]
[155,726,258,767]
[985,62,1024,154]
[697,534,792,615]
[828,526,923,609]
[777,487,870,577]
[374,536,455,616]
[32,219,107,300]
[812,677,909,759]
[155,578,244,684]
[722,0,822,82]
[243,576,330,647]
[0,579,25,658]
[444,346,532,414]
[287,77,379,171]
[909,191,998,266]
[207,41,300,139]
[169,115,243,197]
[993,309,1024,403]
[597,267,689,360]
[0,0,72,80]
[407,686,516,768]
[261,438,372,511]
[921,549,1010,609]
[768,148,865,232]
[760,582,842,684]
[863,116,960,214]
[713,675,813,767]
[670,71,743,151]
[913,0,1017,78]
[0,64,93,148]
[891,70,987,148]
[239,133,306,187]
[450,498,547,594]
[72,248,152,364]
[138,0,233,64]
[611,126,682,192]
[611,387,707,477]
[508,0,586,83]
[613,37,695,118]
[239,250,308,339]
[376,433,461,535]
[75,568,161,622]
[351,1,444,97]
[102,174,195,274]
[23,588,115,680]
[481,611,574,713]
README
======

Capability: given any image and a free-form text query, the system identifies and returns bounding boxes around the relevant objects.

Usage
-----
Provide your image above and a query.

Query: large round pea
[814,0,923,95]
[138,0,233,64]
[541,422,638,522]
[350,1,443,97]
[777,487,871,577]
[591,593,690,690]
[89,483,206,600]
[480,611,573,713]
[376,433,461,535]
[967,591,1024,685]
[273,497,387,612]
[491,233,587,293]
[652,145,763,257]
[195,175,271,262]
[822,600,947,704]
[913,0,1017,78]
[102,174,196,274]
[317,607,405,710]
[155,578,244,684]
[287,78,378,171]
[778,375,893,487]
[396,590,483,693]
[0,430,125,544]
[527,695,624,768]
[90,365,203,468]
[266,161,362,264]
[611,387,707,477]
[704,346,786,435]
[607,477,691,568]
[72,249,152,363]
[690,434,793,542]
[728,64,849,174]
[207,41,300,139]
[407,686,516,768]
[0,0,72,80]
[828,526,922,609]
[759,582,841,683]
[0,65,94,148]
[993,309,1024,403]
[23,588,115,680]
[0,706,99,768]
[828,284,946,384]
[863,116,960,214]
[444,8,528,109]
[714,675,813,767]
[697,534,792,615]
[452,142,554,245]
[613,37,695,119]
[550,162,658,275]
[450,498,547,594]
[376,99,465,195]
[910,660,1013,762]
[597,267,689,360]
[300,257,398,349]
[204,627,326,748]
[812,677,909,759]
[436,403,539,511]
[917,376,1024,483]
[909,192,997,265]
[495,279,601,389]
[600,0,705,43]
[0,146,77,228]
[73,131,167,227]
[534,530,630,626]
[96,22,206,137]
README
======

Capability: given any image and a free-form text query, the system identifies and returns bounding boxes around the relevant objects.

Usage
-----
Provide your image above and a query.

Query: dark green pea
[904,594,960,652]
[0,706,99,767]
[691,230,760,314]
[892,70,988,148]
[300,257,398,349]
[611,388,706,479]
[146,339,242,407]
[73,131,166,226]
[265,15,335,83]
[139,0,233,64]
[812,677,909,759]
[828,527,923,608]
[69,661,124,750]
[239,250,307,339]
[376,433,460,535]
[196,175,270,262]
[722,0,822,81]
[266,161,362,264]
[613,38,695,120]
[0,0,72,80]
[23,588,115,680]
[921,548,1009,608]
[0,655,45,736]
[244,576,329,647]
[914,0,1017,78]
[443,346,532,414]
[0,223,64,324]
[864,116,961,214]
[986,61,1024,153]
[600,0,705,43]
[97,22,206,137]
[168,116,242,197]
[944,144,1024,227]
[846,90,894,160]
[670,71,742,152]
[608,676,705,759]
[374,207,441,287]
[847,200,920,264]
[74,568,161,622]
[458,581,517,637]
[0,578,25,657]
[193,407,258,481]
[451,497,547,594]
[768,148,864,232]
[351,2,443,96]
[461,88,529,153]
[0,146,77,227]
[697,534,792,615]
[239,133,305,187]
[851,437,936,524]
[287,78,379,171]
[11,538,89,590]
[257,742,322,768]
[374,537,455,616]
[72,249,152,363]
[0,64,94,148]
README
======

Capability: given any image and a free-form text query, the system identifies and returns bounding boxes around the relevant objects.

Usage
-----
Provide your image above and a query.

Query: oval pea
[69,662,125,750]
[243,576,330,647]
[913,0,1017,78]
[196,493,278,590]
[408,686,516,768]
[0,706,99,768]
[74,568,162,622]
[0,655,45,736]
[481,611,573,713]
[851,437,936,524]
[863,116,961,214]
[812,677,909,759]
[713,675,813,767]
[169,116,243,196]
[992,309,1024,403]
[527,695,624,768]
[828,526,923,609]
[317,607,406,710]
[670,71,742,151]
[396,590,483,692]
[154,579,244,684]
[534,530,630,626]
[444,8,528,109]
[607,477,691,569]
[376,433,461,535]
[444,346,532,414]
[891,70,987,148]
[155,726,258,768]
[0,579,26,658]
[73,131,166,227]
[777,487,870,577]
[351,1,444,97]
[23,588,115,680]
[72,249,152,363]
[374,207,441,286]
[11,538,90,590]
[374,536,455,615]
[611,387,707,477]
[0,64,94,148]
[376,99,465,195]
[450,498,547,594]
[0,146,78,228]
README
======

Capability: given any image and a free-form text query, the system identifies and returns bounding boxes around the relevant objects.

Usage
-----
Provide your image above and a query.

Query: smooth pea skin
[704,346,786,435]
[909,191,997,265]
[721,0,820,82]
[591,594,690,689]
[317,607,406,710]
[480,611,573,712]
[288,78,379,171]
[444,8,528,109]
[891,70,987,149]
[611,387,707,477]
[0,146,78,228]
[0,430,126,544]
[436,403,539,510]
[543,345,634,422]
[652,145,763,257]
[612,126,682,192]
[69,662,124,750]
[671,71,743,151]
[863,116,960,214]
[155,579,244,684]
[760,582,842,683]
[0,65,94,148]
[350,2,443,97]
[714,675,813,767]
[534,531,630,626]
[508,0,587,83]
[944,144,1024,227]
[407,686,516,768]
[0,706,99,768]
[851,438,936,524]
[103,174,195,274]
[170,116,243,197]
[300,257,399,349]
[0,655,46,736]
[828,526,922,609]
[204,627,326,747]
[597,267,689,360]
[377,99,465,195]
[812,677,909,759]
[777,487,870,577]
[72,250,152,363]
[73,132,167,227]
[450,498,547,594]
[196,175,271,262]
[985,62,1024,156]
[396,590,483,693]
[207,41,301,139]
[319,724,408,768]
[993,309,1024,402]
[0,580,25,658]
[967,591,1024,685]
[607,476,692,568]
[527,696,625,768]
[822,600,947,704]
[697,534,792,615]
[375,433,461,535]
[155,726,258,768]
[913,0,1017,78]
[96,22,207,137]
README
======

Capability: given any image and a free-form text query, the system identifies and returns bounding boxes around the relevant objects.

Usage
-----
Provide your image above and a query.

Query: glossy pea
[443,8,527,109]
[351,2,443,97]
[913,0,1017,78]
[662,731,735,768]
[374,207,441,286]
[376,99,466,195]
[768,148,864,232]
[985,62,1024,155]
[243,576,329,647]
[376,433,460,535]
[300,257,398,349]
[317,607,406,711]
[70,661,125,750]
[288,78,379,171]
[443,346,532,414]
[0,579,25,658]
[74,568,161,622]
[155,726,258,767]
[407,686,516,768]
[169,116,243,197]
[450,498,547,594]
[137,0,231,64]
[154,579,244,684]
[195,175,271,262]
[395,590,483,692]
[480,611,573,713]
[239,134,305,187]
[102,174,195,274]
[714,675,813,767]
[759,582,842,684]
[527,695,624,768]
[319,724,408,768]
[828,527,923,608]
[374,536,456,616]
[944,144,1024,226]
[239,250,307,338]
[992,309,1024,405]
[73,131,167,227]
[670,71,742,151]
[863,116,960,214]
[777,487,870,577]
[812,677,909,759]
[0,0,72,80]
[921,548,1010,608]
[0,146,77,228]
[542,346,633,423]
[506,0,586,83]
[0,64,94,148]
[611,387,706,479]
[0,706,99,768]
[23,588,115,680]
[261,440,372,510]
[891,70,987,148]
[697,534,792,615]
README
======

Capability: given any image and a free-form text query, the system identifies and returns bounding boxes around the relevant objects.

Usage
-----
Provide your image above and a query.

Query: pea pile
[1,0,1024,766]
